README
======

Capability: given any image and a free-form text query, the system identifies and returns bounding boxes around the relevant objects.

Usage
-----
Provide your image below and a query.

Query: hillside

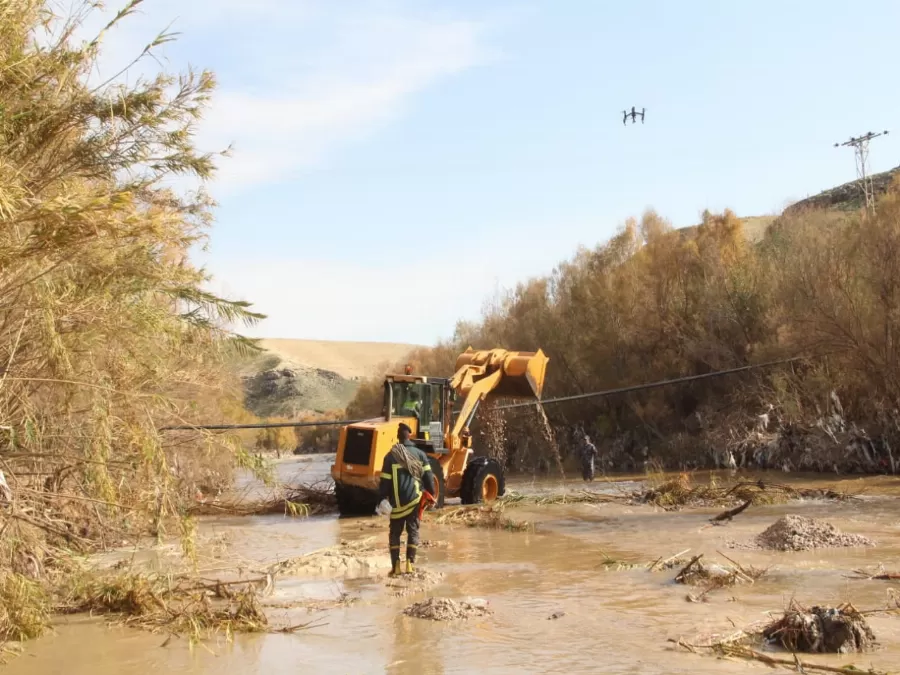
[785,165,900,215]
[239,339,420,417]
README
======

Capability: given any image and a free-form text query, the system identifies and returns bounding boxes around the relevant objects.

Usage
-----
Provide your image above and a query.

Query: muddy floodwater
[8,456,900,674]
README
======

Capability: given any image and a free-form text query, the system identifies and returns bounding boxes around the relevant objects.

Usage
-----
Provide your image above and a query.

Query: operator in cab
[400,389,421,418]
[378,422,435,576]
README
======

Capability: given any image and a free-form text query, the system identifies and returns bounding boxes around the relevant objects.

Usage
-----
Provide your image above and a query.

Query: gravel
[753,515,875,552]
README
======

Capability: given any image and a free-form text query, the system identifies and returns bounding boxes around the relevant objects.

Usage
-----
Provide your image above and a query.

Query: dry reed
[0,0,266,651]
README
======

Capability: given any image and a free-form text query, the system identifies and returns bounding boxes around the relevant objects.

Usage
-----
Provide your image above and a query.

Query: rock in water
[754,515,874,551]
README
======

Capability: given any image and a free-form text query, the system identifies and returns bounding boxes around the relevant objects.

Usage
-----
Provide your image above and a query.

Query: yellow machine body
[330,348,549,514]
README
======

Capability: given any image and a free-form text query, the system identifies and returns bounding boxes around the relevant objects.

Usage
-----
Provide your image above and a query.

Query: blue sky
[87,0,900,345]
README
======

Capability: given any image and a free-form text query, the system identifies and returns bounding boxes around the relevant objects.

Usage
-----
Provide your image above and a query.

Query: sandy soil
[259,338,421,379]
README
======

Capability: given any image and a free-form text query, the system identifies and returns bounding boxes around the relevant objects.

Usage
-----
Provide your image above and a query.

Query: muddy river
[7,456,900,674]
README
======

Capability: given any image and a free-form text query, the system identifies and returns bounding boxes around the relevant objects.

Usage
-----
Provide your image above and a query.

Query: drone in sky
[622,106,645,125]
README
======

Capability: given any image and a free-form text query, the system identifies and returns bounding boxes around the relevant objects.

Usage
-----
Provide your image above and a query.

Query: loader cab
[384,375,453,452]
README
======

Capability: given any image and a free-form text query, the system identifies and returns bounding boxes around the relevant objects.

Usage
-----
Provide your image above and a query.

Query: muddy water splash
[479,400,508,467]
[7,457,900,675]
[534,402,566,479]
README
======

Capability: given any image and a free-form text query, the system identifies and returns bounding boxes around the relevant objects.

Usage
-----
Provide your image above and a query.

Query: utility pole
[834,130,889,214]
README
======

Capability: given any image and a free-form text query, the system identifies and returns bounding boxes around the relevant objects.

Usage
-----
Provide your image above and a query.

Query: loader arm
[441,348,549,495]
[449,368,503,442]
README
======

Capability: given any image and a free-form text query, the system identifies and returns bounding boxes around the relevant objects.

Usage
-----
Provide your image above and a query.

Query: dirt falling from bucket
[534,403,565,480]
[479,400,508,467]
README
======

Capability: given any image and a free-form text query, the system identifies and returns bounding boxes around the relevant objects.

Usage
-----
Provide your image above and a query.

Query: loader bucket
[455,348,549,400]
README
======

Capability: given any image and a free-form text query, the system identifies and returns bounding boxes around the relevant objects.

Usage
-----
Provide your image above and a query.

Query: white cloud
[199,236,559,345]
[70,1,504,342]
[203,257,487,344]
[200,15,490,194]
[75,0,493,196]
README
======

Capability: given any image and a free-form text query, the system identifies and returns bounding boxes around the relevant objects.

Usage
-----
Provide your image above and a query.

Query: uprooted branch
[187,481,337,518]
[711,499,752,523]
[430,504,531,532]
[53,569,324,642]
[673,599,891,674]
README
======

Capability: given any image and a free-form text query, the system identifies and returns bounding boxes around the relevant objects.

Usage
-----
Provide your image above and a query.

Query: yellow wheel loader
[330,348,549,516]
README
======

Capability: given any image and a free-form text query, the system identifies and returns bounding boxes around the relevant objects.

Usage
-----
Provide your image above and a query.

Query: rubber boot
[389,547,402,577]
[405,544,416,574]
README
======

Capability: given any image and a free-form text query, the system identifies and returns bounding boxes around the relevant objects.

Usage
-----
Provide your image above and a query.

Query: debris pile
[432,505,530,532]
[751,515,875,552]
[673,599,892,673]
[675,554,765,587]
[189,481,337,517]
[54,571,281,640]
[673,553,766,602]
[640,475,850,510]
[762,602,877,654]
[403,597,491,621]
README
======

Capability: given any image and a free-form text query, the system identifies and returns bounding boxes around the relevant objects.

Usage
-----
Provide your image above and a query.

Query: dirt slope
[258,339,418,380]
[238,339,420,417]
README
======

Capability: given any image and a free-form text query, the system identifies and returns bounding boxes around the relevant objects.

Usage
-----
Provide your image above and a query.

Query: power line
[159,418,361,431]
[495,355,811,411]
[834,130,889,214]
[159,355,813,431]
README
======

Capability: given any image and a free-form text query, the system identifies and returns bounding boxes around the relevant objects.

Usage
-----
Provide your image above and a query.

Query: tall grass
[0,0,263,647]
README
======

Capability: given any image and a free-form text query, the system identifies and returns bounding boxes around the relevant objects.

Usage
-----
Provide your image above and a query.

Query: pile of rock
[754,515,874,552]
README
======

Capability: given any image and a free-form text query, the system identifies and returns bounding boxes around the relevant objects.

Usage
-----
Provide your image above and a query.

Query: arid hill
[239,339,421,417]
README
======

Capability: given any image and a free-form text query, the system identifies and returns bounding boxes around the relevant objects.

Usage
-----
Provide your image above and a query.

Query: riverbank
[5,457,900,674]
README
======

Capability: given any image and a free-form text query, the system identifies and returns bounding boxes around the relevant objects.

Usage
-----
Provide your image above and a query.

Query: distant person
[378,423,435,576]
[579,433,598,482]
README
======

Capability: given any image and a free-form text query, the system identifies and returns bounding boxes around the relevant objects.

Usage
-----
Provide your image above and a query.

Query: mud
[739,515,876,552]
[271,536,389,577]
[403,597,492,621]
[6,456,900,675]
[385,569,444,597]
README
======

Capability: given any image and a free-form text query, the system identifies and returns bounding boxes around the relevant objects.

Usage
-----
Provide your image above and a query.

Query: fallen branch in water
[430,504,531,532]
[497,478,857,514]
[675,552,767,602]
[187,482,337,518]
[52,568,327,643]
[848,567,900,581]
[649,548,691,572]
[499,491,619,506]
[674,554,704,583]
[715,644,887,675]
[643,477,857,510]
[672,599,891,674]
[711,499,751,523]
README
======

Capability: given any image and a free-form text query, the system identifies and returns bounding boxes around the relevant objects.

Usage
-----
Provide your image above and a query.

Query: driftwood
[710,499,751,523]
[848,568,900,581]
[674,554,704,583]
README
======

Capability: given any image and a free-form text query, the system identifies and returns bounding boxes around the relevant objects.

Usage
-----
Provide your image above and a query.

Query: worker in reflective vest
[378,423,435,576]
[401,390,421,417]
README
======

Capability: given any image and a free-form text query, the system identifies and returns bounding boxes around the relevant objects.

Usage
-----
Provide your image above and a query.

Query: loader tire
[334,482,380,517]
[427,457,445,510]
[460,457,505,505]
